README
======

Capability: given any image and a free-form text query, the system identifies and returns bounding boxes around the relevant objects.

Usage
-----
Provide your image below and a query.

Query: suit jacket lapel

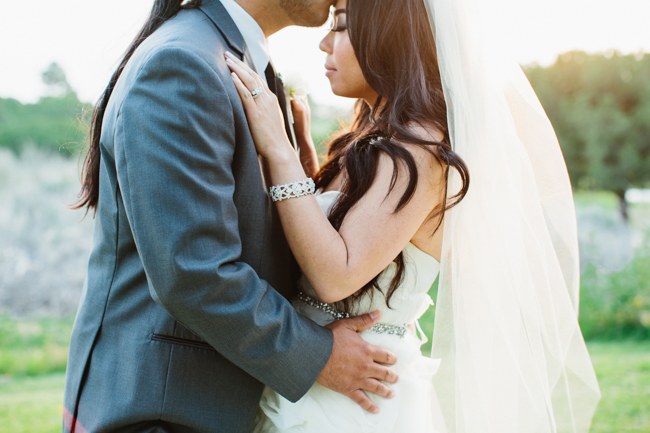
[265,63,298,150]
[198,0,255,66]
[199,0,297,166]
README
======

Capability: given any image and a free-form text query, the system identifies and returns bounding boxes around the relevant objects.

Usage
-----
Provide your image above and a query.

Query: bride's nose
[319,32,333,54]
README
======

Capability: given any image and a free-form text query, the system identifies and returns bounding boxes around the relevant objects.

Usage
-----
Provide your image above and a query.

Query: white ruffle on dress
[254,191,444,433]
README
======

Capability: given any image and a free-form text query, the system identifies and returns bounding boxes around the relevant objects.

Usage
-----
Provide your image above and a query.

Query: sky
[1,0,649,108]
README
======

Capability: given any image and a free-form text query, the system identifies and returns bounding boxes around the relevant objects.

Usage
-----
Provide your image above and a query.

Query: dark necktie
[264,62,297,149]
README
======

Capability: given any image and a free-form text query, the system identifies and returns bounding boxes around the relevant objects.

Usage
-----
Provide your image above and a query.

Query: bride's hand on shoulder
[225,51,294,162]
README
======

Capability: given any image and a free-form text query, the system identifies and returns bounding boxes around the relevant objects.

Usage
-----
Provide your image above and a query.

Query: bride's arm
[264,147,443,303]
[227,53,444,302]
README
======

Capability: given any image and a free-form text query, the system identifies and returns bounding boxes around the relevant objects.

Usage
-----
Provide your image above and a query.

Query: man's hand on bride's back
[317,311,398,414]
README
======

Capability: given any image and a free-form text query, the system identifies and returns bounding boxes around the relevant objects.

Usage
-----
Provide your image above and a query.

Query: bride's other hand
[291,96,320,177]
[291,95,311,140]
[225,51,294,162]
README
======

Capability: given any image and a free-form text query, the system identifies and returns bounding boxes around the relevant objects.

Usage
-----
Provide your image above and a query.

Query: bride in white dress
[227,0,600,431]
[256,189,445,433]
[228,0,460,428]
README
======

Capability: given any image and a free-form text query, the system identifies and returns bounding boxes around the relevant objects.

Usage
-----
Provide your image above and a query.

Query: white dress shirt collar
[218,0,269,75]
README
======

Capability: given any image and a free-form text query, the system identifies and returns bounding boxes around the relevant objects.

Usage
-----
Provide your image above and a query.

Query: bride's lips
[325,64,337,77]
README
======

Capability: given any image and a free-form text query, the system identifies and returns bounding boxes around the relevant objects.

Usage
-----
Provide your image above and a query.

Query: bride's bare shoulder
[405,121,445,144]
[392,122,446,172]
[376,122,447,198]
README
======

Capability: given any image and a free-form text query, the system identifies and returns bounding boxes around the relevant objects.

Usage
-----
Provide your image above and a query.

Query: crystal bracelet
[268,178,315,202]
[295,291,407,337]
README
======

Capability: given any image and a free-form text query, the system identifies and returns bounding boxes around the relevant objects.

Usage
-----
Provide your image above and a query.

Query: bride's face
[319,0,377,102]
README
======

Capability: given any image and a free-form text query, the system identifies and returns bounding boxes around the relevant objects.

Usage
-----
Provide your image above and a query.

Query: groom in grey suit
[63,0,396,431]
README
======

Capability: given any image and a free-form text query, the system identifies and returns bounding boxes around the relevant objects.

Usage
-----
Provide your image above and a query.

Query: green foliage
[576,191,650,340]
[309,100,350,158]
[0,62,91,157]
[41,62,74,97]
[580,235,650,340]
[526,52,650,219]
[0,95,91,156]
[0,316,73,377]
[311,114,341,155]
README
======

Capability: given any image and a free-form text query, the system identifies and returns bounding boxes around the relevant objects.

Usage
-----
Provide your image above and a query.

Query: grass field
[0,340,647,432]
[588,341,650,433]
[0,316,73,377]
[0,374,63,433]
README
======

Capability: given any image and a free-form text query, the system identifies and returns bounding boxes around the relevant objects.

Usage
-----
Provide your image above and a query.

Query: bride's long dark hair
[315,0,470,312]
[74,0,202,211]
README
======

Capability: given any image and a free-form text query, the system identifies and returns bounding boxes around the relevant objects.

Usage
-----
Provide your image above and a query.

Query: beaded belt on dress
[295,291,407,338]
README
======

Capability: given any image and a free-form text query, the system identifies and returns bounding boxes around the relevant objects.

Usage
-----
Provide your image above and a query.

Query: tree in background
[0,63,90,156]
[42,62,75,98]
[526,52,650,222]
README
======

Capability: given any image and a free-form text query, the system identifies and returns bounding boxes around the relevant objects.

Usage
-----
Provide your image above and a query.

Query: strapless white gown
[254,191,444,433]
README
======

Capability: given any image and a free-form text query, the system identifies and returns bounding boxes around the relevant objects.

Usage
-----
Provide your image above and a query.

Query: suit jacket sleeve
[113,45,332,402]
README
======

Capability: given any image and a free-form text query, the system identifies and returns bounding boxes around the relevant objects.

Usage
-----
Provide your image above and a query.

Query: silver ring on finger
[250,87,263,99]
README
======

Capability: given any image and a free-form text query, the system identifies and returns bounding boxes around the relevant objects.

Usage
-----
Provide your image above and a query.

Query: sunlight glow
[1,0,648,106]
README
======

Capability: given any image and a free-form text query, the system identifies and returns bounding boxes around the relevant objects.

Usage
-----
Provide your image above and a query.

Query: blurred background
[0,0,648,431]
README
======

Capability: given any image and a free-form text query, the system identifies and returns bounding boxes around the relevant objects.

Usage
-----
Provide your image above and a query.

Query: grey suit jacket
[63,2,333,431]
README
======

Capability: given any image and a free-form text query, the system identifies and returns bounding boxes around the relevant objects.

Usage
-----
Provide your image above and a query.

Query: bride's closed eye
[326,9,348,32]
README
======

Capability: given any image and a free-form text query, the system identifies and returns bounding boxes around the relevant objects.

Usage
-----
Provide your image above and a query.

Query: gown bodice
[255,190,445,433]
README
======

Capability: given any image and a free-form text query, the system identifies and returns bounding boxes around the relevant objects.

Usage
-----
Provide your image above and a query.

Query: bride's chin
[329,83,355,99]
[331,89,351,98]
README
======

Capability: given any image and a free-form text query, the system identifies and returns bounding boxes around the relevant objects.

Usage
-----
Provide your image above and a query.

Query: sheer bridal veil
[424,0,601,431]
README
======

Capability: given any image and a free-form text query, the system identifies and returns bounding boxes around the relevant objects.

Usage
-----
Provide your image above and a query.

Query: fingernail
[225,57,233,64]
[225,51,233,57]
[370,311,380,320]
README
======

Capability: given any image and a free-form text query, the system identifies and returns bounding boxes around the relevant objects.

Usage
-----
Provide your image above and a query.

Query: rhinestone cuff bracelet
[295,291,406,337]
[269,178,315,202]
